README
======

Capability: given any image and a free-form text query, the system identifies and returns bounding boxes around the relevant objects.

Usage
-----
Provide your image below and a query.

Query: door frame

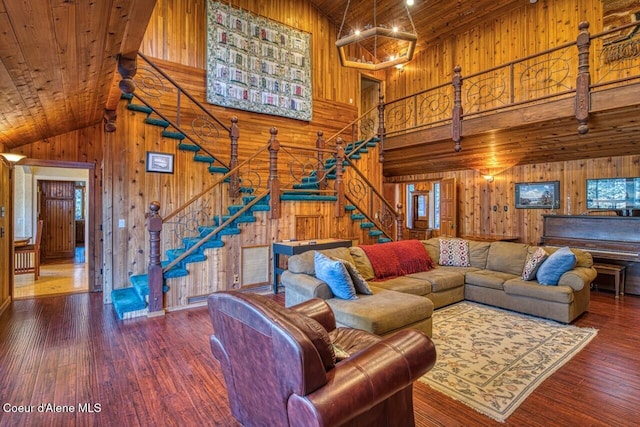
[15,159,96,292]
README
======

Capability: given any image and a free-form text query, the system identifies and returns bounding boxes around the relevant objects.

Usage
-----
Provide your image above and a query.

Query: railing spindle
[229,117,240,197]
[334,138,345,217]
[268,128,281,219]
[576,21,591,135]
[452,66,463,152]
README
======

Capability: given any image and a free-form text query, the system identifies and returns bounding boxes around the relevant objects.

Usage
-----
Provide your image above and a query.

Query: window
[434,182,441,229]
[75,182,85,220]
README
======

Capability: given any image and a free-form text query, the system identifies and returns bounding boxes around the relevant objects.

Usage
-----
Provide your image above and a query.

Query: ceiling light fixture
[336,0,418,71]
[0,153,26,164]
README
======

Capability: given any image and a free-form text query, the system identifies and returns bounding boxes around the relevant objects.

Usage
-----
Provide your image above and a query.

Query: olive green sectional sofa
[281,238,597,337]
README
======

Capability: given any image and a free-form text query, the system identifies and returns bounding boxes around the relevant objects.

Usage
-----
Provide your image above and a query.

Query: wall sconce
[483,175,494,183]
[0,153,26,165]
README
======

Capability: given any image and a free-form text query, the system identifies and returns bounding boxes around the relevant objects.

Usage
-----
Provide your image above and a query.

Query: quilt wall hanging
[206,1,313,121]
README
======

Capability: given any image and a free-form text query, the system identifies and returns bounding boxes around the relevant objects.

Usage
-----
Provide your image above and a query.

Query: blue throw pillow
[314,252,358,300]
[536,246,577,286]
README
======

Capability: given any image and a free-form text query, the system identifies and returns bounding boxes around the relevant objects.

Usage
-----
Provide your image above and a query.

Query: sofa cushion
[486,241,529,275]
[468,240,491,269]
[326,288,434,336]
[314,252,358,300]
[407,269,466,292]
[349,246,376,281]
[465,270,518,290]
[288,247,355,275]
[536,246,577,286]
[522,247,548,280]
[545,246,593,268]
[503,279,574,304]
[438,238,471,267]
[371,276,431,295]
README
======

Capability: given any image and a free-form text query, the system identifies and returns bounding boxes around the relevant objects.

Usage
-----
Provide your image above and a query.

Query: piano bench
[592,263,626,298]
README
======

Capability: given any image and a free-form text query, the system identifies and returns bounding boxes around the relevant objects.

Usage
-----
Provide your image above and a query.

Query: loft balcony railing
[384,20,640,146]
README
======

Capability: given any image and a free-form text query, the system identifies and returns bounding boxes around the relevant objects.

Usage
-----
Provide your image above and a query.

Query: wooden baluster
[452,66,463,152]
[268,128,280,219]
[377,94,386,162]
[334,138,345,217]
[229,117,240,197]
[147,201,164,317]
[396,203,404,241]
[576,21,591,135]
[316,131,326,190]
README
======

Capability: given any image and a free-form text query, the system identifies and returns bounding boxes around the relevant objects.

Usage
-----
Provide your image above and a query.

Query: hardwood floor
[13,247,88,299]
[0,291,638,426]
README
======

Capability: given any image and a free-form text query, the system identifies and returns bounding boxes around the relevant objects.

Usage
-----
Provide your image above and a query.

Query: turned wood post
[576,21,591,135]
[268,128,281,219]
[147,201,164,316]
[377,94,386,163]
[396,203,404,241]
[117,52,138,94]
[229,117,240,197]
[316,131,326,190]
[452,66,463,152]
[103,109,117,133]
[334,138,345,217]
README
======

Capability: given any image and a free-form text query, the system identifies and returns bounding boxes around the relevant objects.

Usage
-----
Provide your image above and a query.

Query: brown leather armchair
[207,291,437,427]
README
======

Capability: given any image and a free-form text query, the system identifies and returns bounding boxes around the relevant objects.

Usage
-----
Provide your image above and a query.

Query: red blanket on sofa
[359,240,435,281]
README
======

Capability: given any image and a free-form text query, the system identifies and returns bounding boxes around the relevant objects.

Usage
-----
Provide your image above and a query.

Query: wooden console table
[272,238,352,294]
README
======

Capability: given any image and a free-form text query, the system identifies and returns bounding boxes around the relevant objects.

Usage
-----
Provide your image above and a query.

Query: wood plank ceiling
[0,0,156,150]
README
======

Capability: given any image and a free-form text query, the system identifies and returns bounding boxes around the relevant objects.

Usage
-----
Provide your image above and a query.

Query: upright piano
[541,215,640,295]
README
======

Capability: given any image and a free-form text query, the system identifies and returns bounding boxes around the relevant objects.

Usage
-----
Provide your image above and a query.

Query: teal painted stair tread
[111,288,146,320]
[209,166,229,174]
[293,182,320,190]
[360,222,375,229]
[162,130,186,140]
[194,154,215,163]
[121,93,134,100]
[345,205,357,211]
[178,143,200,152]
[378,237,393,243]
[166,249,207,263]
[369,230,384,236]
[127,104,153,114]
[280,194,337,201]
[145,117,170,127]
[239,186,254,193]
[348,153,361,160]
[161,261,189,278]
[351,213,366,220]
[219,227,241,235]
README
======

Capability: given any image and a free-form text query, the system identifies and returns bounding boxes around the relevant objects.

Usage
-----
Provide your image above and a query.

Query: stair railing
[119,52,233,170]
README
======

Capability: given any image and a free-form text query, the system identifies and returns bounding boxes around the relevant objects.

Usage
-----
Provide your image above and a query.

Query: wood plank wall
[385,0,603,102]
[0,159,11,315]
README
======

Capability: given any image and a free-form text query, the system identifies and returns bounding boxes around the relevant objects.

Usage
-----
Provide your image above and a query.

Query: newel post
[377,95,386,163]
[316,131,326,190]
[117,52,138,94]
[396,203,404,241]
[229,117,240,197]
[576,21,591,135]
[334,138,345,217]
[452,66,463,152]
[147,201,165,317]
[268,128,281,219]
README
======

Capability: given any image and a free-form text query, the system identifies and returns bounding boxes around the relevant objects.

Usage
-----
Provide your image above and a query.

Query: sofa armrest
[286,329,436,427]
[290,298,336,332]
[558,266,598,291]
[282,270,333,305]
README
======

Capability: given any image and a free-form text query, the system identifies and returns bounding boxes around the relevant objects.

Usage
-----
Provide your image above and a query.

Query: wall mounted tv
[586,177,640,215]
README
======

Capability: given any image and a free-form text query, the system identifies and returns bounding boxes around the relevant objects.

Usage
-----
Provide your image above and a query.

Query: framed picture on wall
[146,152,174,174]
[515,181,560,209]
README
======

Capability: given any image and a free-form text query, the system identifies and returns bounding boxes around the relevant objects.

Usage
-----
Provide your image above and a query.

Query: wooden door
[39,180,76,260]
[0,162,11,313]
[439,178,458,237]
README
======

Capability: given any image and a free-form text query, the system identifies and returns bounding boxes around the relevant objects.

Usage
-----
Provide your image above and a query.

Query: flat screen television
[586,177,640,214]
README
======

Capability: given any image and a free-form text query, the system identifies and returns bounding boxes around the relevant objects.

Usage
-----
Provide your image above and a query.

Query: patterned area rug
[419,302,597,422]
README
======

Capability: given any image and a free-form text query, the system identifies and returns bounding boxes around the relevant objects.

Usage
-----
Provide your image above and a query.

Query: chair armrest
[287,329,436,427]
[290,298,336,332]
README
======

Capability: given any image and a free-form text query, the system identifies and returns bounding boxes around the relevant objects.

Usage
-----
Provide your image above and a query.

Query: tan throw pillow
[522,247,548,281]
